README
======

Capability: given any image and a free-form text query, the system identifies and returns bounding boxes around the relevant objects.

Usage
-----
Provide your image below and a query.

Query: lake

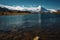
[0,14,41,31]
[0,14,60,31]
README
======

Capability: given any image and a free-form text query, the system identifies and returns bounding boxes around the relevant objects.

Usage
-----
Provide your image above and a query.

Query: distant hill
[0,7,10,12]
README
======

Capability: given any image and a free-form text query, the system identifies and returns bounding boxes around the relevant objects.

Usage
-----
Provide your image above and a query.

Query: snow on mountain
[47,9,57,13]
[0,4,41,12]
[0,4,57,13]
[0,4,48,12]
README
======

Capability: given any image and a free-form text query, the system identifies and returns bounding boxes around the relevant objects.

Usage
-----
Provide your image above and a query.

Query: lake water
[0,14,41,31]
[0,14,60,31]
[42,14,60,26]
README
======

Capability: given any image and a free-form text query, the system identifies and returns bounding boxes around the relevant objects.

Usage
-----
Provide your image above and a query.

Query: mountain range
[0,5,60,15]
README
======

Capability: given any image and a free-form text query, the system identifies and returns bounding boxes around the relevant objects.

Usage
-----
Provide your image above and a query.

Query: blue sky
[0,0,60,9]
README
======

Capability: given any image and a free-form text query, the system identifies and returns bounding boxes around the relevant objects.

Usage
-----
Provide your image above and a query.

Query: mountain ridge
[0,4,57,12]
[0,4,59,15]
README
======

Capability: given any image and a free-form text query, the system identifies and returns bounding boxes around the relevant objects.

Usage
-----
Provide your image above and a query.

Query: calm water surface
[0,14,60,31]
[0,14,41,30]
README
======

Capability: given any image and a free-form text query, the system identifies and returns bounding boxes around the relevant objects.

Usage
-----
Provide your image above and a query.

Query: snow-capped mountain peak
[0,4,58,13]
